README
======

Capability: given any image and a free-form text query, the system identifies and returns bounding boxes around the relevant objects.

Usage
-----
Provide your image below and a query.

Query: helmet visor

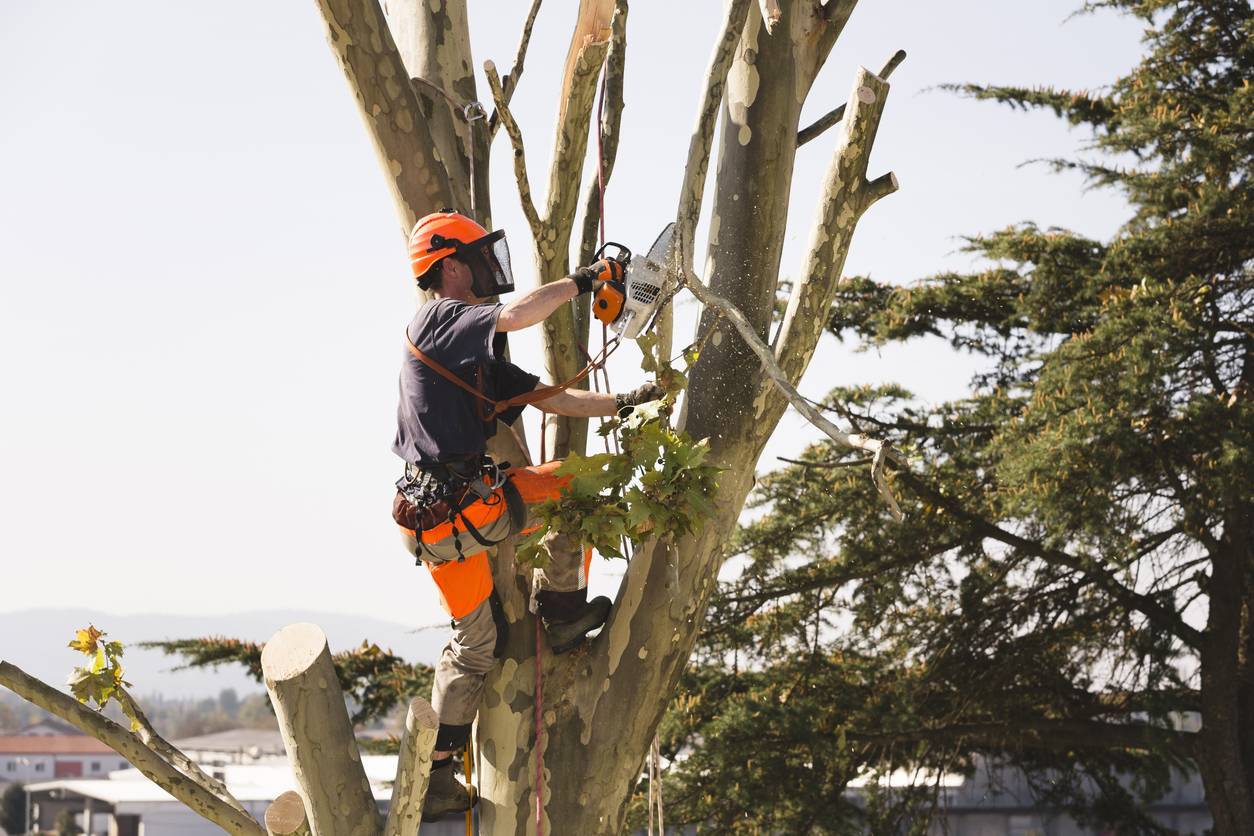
[466,229,515,298]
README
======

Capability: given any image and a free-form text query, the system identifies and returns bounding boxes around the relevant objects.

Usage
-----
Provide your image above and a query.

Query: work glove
[614,382,665,416]
[572,258,626,295]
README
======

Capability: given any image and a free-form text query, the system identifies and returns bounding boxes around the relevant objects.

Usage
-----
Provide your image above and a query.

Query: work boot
[537,590,612,654]
[422,760,476,822]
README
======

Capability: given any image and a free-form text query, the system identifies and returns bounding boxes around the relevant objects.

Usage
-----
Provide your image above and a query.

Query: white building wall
[1,753,130,782]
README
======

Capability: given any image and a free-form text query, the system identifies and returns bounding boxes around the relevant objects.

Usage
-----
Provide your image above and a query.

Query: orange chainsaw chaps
[416,460,587,619]
[427,551,494,619]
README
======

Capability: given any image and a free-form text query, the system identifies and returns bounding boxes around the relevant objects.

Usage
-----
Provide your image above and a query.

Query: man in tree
[391,210,662,820]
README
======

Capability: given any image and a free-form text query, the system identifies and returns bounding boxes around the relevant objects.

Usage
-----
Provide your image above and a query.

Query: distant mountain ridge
[0,608,446,698]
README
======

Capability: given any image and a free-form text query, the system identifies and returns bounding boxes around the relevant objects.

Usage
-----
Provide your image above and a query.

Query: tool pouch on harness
[392,457,527,564]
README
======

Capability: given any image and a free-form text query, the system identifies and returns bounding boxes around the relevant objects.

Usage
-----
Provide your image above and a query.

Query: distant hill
[0,609,446,698]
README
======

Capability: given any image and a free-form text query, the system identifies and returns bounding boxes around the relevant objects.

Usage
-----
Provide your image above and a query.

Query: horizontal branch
[0,661,266,836]
[682,271,906,521]
[797,50,906,147]
[895,471,1205,650]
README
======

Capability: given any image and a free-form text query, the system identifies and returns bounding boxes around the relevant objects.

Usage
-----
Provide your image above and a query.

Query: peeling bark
[382,698,439,836]
[313,0,455,232]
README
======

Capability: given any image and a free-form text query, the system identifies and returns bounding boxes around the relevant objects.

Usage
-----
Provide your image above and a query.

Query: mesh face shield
[464,230,515,298]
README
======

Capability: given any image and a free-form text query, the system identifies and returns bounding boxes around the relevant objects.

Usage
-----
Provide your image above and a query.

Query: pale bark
[535,2,614,460]
[113,687,250,817]
[262,623,379,836]
[313,0,454,231]
[382,697,439,836]
[796,49,905,147]
[771,64,894,386]
[304,1,905,832]
[483,62,543,242]
[265,791,312,836]
[385,0,480,219]
[683,271,905,520]
[685,0,855,456]
[670,0,754,361]
[0,661,266,836]
[574,0,629,356]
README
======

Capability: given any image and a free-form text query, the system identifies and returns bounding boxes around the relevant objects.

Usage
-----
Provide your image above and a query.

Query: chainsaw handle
[589,257,626,284]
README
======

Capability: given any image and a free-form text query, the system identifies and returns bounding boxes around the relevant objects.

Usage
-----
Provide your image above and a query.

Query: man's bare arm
[533,387,618,417]
[497,278,581,332]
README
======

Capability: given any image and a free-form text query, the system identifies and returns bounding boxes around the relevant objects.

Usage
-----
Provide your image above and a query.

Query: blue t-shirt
[393,299,540,465]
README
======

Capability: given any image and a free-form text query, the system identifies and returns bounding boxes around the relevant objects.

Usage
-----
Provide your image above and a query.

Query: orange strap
[405,331,615,420]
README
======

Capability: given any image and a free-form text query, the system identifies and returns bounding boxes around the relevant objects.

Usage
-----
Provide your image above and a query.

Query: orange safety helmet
[408,210,515,296]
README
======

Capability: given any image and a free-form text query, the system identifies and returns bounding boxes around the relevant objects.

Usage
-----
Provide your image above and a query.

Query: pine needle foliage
[142,637,433,727]
[659,1,1252,832]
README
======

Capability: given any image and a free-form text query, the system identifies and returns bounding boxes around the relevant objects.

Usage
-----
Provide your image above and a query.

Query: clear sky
[0,2,1144,625]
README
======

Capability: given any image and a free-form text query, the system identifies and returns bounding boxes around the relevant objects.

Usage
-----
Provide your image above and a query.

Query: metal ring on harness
[418,470,528,559]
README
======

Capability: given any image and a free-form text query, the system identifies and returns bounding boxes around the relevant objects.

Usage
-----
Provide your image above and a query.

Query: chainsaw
[589,223,676,340]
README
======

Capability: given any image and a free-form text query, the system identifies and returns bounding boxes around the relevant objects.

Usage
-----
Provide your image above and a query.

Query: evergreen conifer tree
[664,1,1252,832]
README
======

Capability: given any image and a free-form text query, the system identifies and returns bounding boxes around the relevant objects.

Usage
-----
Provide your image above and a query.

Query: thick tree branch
[265,792,311,836]
[382,698,438,836]
[774,66,895,388]
[797,50,906,147]
[538,1,613,264]
[488,0,544,139]
[0,661,266,836]
[484,60,544,241]
[673,0,755,278]
[576,0,629,268]
[313,0,453,230]
[895,470,1205,649]
[388,0,478,214]
[682,270,906,521]
[262,624,379,836]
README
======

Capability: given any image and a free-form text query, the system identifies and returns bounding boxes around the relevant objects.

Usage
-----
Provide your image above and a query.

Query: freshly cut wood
[382,697,440,836]
[262,623,379,836]
[265,791,312,836]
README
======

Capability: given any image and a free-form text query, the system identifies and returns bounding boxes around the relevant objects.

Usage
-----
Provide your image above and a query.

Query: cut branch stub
[797,50,906,148]
[382,697,440,836]
[775,65,896,389]
[266,791,312,836]
[262,623,379,836]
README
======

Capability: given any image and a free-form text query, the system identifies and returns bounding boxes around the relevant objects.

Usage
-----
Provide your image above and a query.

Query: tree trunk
[308,1,895,831]
[1197,516,1254,835]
